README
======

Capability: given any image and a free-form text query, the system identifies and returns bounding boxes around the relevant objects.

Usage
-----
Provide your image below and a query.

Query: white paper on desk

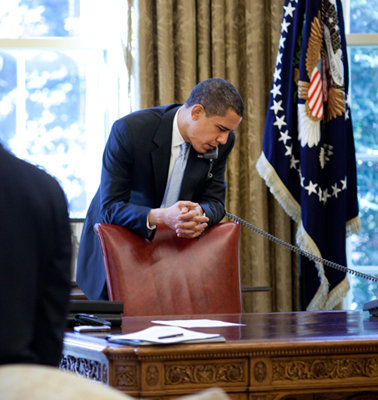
[107,326,224,345]
[151,319,245,328]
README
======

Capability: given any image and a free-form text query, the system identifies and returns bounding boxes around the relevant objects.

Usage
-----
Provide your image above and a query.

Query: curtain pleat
[175,1,197,102]
[156,0,175,105]
[197,1,211,81]
[138,0,156,109]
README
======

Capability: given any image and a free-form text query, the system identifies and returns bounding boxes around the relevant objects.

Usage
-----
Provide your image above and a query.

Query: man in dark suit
[0,145,72,366]
[77,78,244,300]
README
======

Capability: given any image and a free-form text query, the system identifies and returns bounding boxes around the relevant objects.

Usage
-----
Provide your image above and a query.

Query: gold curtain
[129,0,299,312]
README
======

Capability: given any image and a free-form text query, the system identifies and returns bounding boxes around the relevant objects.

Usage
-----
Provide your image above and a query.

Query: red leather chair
[94,222,242,316]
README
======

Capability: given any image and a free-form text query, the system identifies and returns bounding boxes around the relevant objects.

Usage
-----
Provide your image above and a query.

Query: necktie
[161,142,190,208]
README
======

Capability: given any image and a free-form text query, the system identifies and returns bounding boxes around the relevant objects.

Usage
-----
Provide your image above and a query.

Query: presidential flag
[256,0,361,310]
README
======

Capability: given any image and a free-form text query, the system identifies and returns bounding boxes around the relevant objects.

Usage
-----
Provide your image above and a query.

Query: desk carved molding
[115,365,138,389]
[146,365,159,387]
[273,356,378,382]
[60,354,108,383]
[164,362,245,386]
[107,347,378,391]
[118,345,378,362]
[61,350,378,388]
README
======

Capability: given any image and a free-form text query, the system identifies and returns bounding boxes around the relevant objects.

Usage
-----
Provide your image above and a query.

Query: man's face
[183,105,242,154]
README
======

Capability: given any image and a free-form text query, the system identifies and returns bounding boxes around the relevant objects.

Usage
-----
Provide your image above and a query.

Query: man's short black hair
[185,78,244,118]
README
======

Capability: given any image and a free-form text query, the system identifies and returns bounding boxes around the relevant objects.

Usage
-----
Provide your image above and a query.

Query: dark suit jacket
[76,104,235,300]
[0,145,72,366]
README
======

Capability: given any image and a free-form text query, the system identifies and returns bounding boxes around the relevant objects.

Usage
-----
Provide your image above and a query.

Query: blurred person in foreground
[0,144,72,366]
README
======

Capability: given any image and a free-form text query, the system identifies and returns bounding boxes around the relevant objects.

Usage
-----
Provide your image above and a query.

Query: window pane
[347,159,378,310]
[0,0,80,38]
[349,46,378,154]
[349,0,378,34]
[0,49,106,217]
[348,274,378,310]
[350,160,378,266]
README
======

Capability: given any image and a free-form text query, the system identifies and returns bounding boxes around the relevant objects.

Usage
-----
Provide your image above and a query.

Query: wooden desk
[61,311,378,400]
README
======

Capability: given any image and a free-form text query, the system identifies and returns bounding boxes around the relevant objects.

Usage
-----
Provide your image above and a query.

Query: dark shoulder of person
[119,103,182,125]
[0,145,68,213]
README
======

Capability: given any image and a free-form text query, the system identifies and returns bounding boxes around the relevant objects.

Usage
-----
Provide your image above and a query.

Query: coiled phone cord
[225,211,378,283]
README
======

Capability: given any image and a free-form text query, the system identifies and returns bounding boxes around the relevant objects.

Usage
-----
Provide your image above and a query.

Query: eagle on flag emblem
[298,9,345,154]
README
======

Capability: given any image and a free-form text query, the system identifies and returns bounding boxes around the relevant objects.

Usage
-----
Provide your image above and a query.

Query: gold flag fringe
[325,276,350,310]
[256,153,301,223]
[346,215,361,238]
[296,222,330,311]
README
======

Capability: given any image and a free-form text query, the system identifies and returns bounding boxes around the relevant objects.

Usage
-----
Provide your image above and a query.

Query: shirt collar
[172,107,186,147]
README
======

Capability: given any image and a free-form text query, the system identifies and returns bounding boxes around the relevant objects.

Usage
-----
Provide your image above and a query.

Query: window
[344,0,378,309]
[0,0,129,217]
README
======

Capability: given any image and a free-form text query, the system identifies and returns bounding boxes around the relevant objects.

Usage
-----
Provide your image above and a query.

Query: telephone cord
[225,211,378,283]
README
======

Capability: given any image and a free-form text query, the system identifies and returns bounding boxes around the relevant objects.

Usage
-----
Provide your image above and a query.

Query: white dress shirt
[147,107,189,230]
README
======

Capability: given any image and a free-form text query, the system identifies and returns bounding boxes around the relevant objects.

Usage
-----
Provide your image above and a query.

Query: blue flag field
[256,0,360,310]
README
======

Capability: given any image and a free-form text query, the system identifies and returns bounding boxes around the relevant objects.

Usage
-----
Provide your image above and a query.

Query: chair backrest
[94,222,242,316]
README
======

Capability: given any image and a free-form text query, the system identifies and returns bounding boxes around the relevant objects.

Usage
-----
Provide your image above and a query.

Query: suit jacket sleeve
[99,118,153,239]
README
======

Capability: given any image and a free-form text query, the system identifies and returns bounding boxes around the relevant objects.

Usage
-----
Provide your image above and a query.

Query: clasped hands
[148,201,209,238]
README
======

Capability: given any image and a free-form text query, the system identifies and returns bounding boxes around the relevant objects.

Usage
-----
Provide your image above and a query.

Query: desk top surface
[64,310,378,355]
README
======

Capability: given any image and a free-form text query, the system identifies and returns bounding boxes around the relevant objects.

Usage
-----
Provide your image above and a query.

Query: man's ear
[191,104,205,121]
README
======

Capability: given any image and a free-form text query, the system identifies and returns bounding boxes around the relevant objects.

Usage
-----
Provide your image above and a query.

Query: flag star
[271,83,282,98]
[276,52,283,65]
[270,99,284,114]
[274,114,287,130]
[278,129,291,145]
[290,155,299,169]
[305,180,318,196]
[285,144,293,156]
[279,36,286,49]
[341,179,347,190]
[284,2,296,17]
[345,109,349,120]
[281,19,291,33]
[273,68,281,81]
[332,183,342,198]
[322,188,331,204]
[317,187,323,202]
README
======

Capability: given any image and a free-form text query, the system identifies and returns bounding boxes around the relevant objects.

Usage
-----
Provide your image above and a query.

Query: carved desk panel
[61,311,378,400]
